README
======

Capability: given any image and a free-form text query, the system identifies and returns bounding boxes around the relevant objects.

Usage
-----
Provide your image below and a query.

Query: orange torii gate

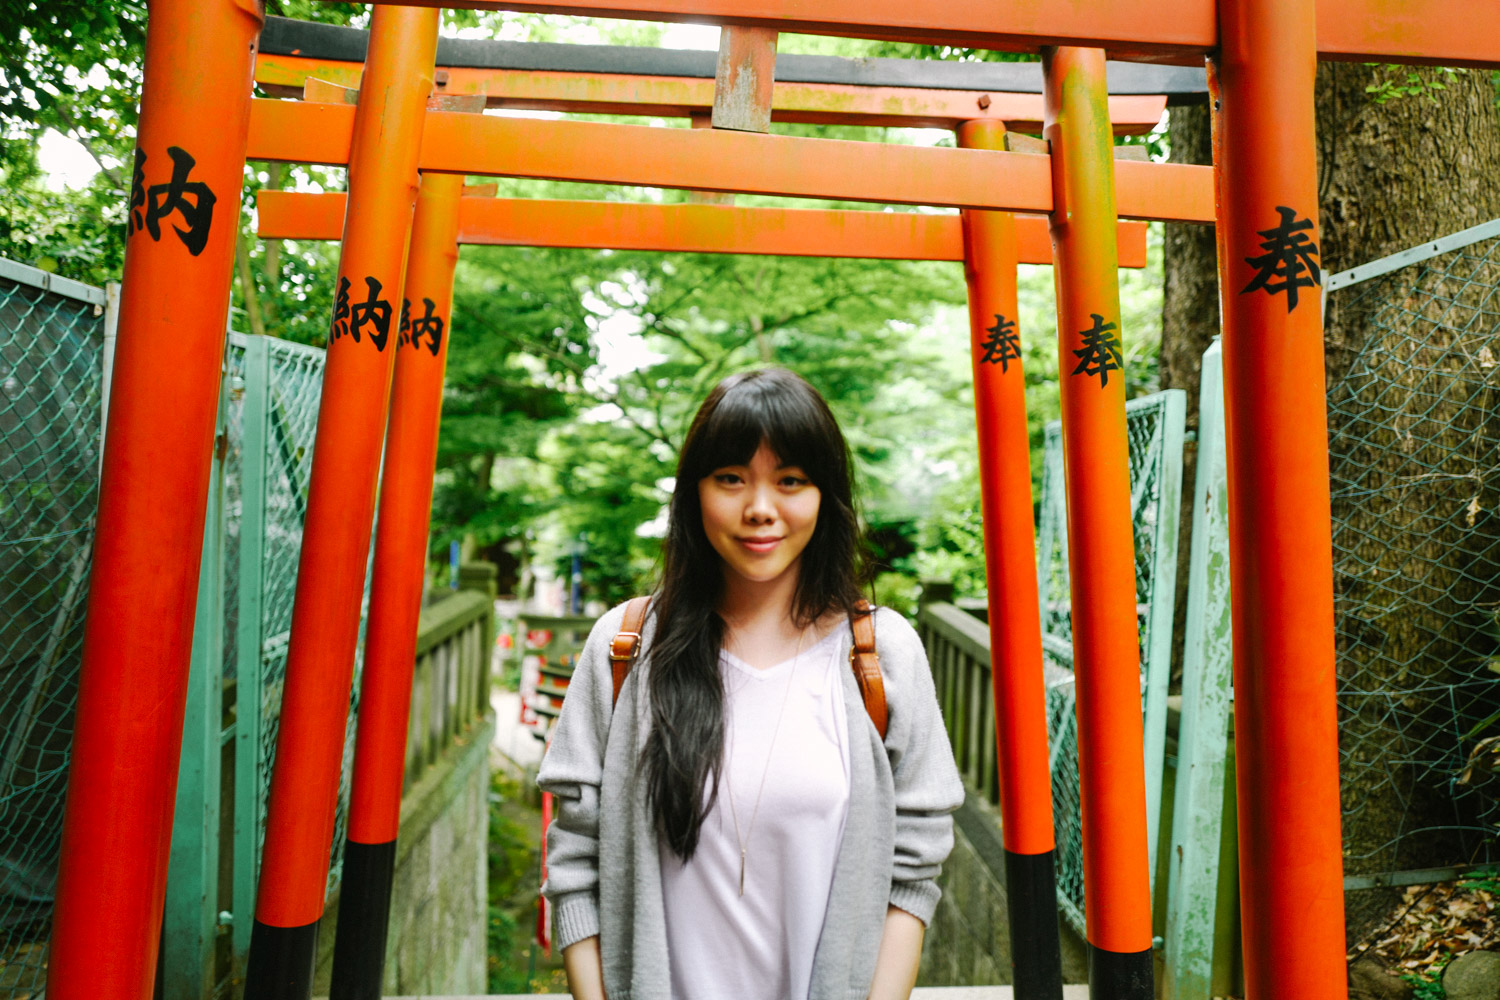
[257,191,1155,265]
[47,2,1498,1000]
[246,36,1199,996]
[238,49,1209,1000]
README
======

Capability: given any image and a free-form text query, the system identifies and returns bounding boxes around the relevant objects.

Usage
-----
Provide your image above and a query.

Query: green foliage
[0,3,144,281]
[1458,867,1500,893]
[486,769,546,993]
[1365,65,1464,105]
[1404,953,1451,1000]
[871,571,921,620]
[0,1,145,138]
[0,152,125,284]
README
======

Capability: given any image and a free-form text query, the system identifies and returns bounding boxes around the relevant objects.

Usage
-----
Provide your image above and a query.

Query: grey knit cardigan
[538,601,965,1000]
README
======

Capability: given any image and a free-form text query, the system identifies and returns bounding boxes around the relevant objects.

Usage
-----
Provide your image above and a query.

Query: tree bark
[260,162,284,328]
[1162,65,1500,946]
[235,229,267,339]
[1159,101,1217,682]
[1315,63,1500,942]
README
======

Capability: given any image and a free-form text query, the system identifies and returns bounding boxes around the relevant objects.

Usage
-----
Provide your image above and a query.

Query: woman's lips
[738,537,782,553]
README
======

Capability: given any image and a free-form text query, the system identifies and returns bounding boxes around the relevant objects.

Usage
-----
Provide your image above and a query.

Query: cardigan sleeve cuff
[889,879,942,927]
[553,890,601,950]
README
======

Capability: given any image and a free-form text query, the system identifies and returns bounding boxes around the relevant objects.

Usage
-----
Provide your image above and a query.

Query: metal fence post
[1163,340,1234,1000]
[234,334,272,971]
[101,281,120,474]
[1142,388,1185,880]
[163,360,230,999]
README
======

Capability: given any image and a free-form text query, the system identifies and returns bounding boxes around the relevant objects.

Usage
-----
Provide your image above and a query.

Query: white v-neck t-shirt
[659,629,853,1000]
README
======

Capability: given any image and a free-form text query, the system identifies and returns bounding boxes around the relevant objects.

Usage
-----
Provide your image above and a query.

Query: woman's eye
[780,475,809,488]
[714,473,743,485]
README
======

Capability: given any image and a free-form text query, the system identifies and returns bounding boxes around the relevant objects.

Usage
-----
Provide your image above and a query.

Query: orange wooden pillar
[1211,3,1347,998]
[957,119,1063,1000]
[44,2,263,997]
[243,8,439,997]
[328,171,464,999]
[1042,47,1154,999]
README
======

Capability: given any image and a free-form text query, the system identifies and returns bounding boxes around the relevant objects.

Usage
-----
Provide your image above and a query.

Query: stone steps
[378,988,1092,999]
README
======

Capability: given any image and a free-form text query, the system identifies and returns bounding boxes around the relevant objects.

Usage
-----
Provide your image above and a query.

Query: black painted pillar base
[1088,944,1154,1000]
[1004,848,1065,1000]
[329,838,398,1000]
[244,919,319,1000]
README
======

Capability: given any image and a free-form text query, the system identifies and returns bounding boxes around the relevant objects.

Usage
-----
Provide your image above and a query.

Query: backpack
[607,596,888,739]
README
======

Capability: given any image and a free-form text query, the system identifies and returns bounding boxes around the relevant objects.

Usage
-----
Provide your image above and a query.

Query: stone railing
[312,585,497,994]
[404,588,495,788]
[919,600,1002,808]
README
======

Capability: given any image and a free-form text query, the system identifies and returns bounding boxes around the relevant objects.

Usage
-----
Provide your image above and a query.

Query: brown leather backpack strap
[848,599,888,739]
[610,596,652,707]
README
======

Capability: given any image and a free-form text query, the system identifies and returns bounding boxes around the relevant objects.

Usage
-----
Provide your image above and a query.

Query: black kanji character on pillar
[398,298,412,349]
[144,146,217,256]
[349,276,394,351]
[1242,205,1321,312]
[978,314,1021,372]
[331,276,352,343]
[408,298,445,357]
[1071,313,1123,387]
[127,148,147,237]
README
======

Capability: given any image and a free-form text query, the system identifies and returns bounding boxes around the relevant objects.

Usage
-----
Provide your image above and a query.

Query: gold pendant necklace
[725,626,806,899]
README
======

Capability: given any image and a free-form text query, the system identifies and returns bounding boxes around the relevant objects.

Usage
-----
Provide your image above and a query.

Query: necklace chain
[723,626,807,898]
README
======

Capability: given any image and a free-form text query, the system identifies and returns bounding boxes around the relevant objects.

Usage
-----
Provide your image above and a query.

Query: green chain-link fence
[0,260,106,996]
[1324,220,1500,897]
[0,258,367,996]
[222,331,364,907]
[1035,388,1186,934]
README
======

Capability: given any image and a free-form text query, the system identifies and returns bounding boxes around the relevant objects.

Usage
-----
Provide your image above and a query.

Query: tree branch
[505,331,674,449]
[235,229,267,339]
[50,104,124,191]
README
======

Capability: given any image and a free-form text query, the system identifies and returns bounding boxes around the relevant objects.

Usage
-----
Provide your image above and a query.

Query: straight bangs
[678,371,846,491]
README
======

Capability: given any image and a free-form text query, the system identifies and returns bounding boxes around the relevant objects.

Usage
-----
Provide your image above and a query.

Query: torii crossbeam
[362,0,1499,68]
[256,190,1153,265]
[253,14,1197,132]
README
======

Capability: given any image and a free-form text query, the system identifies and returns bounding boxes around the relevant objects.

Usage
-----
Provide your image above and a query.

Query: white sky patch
[635,505,669,537]
[660,22,721,50]
[582,280,668,388]
[36,130,101,191]
[483,107,564,120]
[592,308,664,380]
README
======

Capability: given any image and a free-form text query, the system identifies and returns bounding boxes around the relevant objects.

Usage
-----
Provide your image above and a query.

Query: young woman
[539,368,964,1000]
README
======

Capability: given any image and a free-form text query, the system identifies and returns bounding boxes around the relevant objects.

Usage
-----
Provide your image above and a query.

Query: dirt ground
[1346,872,1500,995]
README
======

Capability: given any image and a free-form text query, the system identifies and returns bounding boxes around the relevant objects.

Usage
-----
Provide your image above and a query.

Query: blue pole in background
[569,548,582,615]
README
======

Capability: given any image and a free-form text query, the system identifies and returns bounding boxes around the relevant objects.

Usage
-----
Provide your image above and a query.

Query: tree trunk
[1162,65,1500,946]
[1159,101,1217,682]
[235,229,267,339]
[1315,63,1500,943]
[261,162,284,327]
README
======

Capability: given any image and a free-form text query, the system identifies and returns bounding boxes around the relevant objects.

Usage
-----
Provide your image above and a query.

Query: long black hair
[644,368,869,861]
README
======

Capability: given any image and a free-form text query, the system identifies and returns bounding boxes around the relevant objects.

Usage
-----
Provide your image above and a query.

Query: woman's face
[698,441,822,588]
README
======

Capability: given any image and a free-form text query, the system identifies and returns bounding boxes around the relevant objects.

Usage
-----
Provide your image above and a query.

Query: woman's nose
[744,484,776,522]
